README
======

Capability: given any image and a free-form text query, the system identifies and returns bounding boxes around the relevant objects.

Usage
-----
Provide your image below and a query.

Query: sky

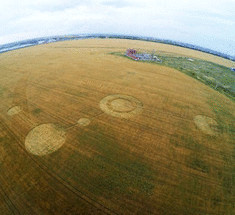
[0,0,234,56]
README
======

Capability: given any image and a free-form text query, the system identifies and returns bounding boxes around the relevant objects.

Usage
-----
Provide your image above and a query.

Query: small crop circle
[194,115,219,135]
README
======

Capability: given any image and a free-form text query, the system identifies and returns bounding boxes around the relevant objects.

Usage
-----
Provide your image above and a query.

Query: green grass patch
[32,108,42,115]
[189,157,209,173]
[57,124,155,198]
[207,96,234,208]
[208,96,235,135]
[0,85,6,97]
[76,125,155,195]
[170,134,205,152]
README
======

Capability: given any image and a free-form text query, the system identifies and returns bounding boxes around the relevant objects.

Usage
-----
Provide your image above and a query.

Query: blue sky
[0,0,234,56]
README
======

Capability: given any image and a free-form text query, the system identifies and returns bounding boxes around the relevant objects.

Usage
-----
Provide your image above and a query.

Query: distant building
[126,49,137,55]
[126,49,162,62]
[126,49,140,61]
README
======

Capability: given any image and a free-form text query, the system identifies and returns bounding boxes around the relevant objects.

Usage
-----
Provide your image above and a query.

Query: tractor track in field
[0,179,20,215]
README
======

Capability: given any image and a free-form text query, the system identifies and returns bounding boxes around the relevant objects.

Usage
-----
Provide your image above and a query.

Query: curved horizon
[0,34,234,62]
[0,0,234,56]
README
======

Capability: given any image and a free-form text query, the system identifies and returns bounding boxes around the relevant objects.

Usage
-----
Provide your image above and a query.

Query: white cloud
[0,0,234,55]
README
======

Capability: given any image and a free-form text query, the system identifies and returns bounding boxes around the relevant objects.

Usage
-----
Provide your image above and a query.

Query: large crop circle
[25,123,66,156]
[99,94,143,118]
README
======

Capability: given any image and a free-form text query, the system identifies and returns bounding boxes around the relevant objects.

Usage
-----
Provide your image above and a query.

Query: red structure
[126,49,139,61]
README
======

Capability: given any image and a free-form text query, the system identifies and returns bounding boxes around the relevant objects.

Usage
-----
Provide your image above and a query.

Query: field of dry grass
[0,39,234,214]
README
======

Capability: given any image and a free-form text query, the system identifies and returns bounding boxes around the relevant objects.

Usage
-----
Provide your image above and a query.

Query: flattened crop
[194,115,219,135]
[99,94,143,118]
[25,123,66,156]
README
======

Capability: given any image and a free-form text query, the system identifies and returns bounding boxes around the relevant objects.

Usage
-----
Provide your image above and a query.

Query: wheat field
[0,39,234,214]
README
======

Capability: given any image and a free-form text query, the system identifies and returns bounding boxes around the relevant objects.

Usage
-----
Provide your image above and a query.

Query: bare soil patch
[194,115,219,135]
[7,106,22,116]
[100,94,143,118]
[25,123,66,156]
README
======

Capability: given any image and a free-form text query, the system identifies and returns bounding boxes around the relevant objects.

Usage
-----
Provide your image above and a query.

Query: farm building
[126,49,140,61]
[126,49,162,62]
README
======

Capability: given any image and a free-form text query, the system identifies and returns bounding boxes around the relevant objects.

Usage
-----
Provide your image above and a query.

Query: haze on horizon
[0,0,234,56]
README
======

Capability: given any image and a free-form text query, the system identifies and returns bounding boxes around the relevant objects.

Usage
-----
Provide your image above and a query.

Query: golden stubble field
[0,39,234,214]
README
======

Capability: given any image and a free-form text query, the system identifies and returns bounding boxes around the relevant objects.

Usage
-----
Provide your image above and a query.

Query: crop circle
[194,115,219,135]
[77,118,91,126]
[99,94,143,118]
[25,123,66,156]
[7,106,22,116]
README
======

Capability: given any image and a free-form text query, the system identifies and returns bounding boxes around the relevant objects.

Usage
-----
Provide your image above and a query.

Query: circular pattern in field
[100,94,143,118]
[194,115,219,135]
[7,106,22,116]
[25,123,66,156]
[77,118,91,126]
